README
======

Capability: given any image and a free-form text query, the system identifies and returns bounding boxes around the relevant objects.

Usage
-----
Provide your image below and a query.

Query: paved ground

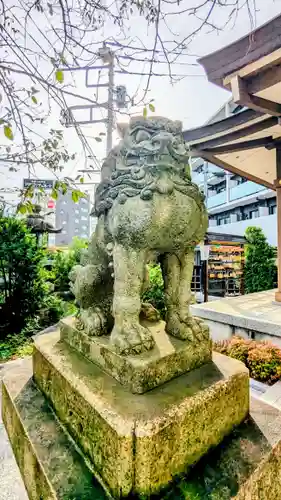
[0,360,28,500]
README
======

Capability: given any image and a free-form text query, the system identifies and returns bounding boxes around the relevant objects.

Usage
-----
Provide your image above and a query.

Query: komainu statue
[70,117,208,355]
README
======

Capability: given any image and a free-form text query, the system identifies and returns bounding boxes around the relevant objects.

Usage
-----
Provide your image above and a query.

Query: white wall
[210,214,277,246]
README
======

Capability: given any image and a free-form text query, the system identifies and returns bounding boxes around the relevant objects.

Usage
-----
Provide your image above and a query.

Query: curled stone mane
[92,117,205,217]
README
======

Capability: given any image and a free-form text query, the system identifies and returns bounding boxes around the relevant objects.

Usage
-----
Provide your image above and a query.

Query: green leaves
[143,103,155,118]
[55,69,64,84]
[31,95,38,104]
[51,189,58,200]
[94,136,102,142]
[17,203,28,214]
[71,191,79,203]
[71,189,86,203]
[4,125,13,140]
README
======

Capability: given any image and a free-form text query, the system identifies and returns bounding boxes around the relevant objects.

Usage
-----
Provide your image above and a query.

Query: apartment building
[55,190,91,246]
[189,100,277,246]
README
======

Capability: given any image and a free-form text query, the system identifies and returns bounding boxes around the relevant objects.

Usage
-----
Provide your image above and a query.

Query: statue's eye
[135,130,151,143]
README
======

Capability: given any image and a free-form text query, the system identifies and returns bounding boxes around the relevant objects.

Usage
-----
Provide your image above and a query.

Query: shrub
[244,226,277,293]
[247,344,281,384]
[0,217,47,338]
[142,264,166,319]
[38,294,66,327]
[141,263,197,320]
[50,237,88,292]
[214,336,281,384]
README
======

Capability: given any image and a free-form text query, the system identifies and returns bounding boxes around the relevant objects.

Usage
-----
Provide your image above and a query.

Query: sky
[1,0,281,207]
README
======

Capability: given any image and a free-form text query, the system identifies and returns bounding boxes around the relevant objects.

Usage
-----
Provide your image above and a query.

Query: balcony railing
[207,191,227,208]
[229,182,267,201]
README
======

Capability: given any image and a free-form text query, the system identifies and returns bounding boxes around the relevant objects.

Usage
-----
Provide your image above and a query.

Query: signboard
[47,200,55,209]
[23,179,54,190]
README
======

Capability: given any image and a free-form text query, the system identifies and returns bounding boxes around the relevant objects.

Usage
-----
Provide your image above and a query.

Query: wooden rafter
[199,136,275,155]
[246,64,281,94]
[231,75,281,116]
[185,116,278,151]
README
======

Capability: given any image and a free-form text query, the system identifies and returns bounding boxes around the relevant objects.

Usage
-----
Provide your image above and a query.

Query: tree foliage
[244,226,277,294]
[0,0,257,183]
[47,236,88,292]
[0,216,47,338]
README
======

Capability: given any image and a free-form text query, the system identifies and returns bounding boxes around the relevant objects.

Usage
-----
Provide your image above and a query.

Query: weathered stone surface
[32,330,249,497]
[4,357,281,500]
[2,360,107,500]
[60,316,212,394]
[191,289,281,346]
[69,116,209,357]
[164,397,281,499]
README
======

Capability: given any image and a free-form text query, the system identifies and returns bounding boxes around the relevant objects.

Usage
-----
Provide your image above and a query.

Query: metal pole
[203,161,208,200]
[106,52,114,155]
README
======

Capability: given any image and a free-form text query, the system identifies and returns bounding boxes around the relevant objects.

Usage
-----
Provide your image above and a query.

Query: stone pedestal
[60,316,212,394]
[2,319,251,499]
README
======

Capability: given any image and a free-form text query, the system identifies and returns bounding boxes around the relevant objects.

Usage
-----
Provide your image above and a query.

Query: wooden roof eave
[198,14,281,88]
[193,150,275,191]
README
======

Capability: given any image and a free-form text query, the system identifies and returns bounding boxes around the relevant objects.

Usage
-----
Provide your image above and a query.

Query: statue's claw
[166,313,209,342]
[110,321,155,356]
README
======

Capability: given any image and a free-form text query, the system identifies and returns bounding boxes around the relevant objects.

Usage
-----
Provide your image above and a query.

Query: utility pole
[99,46,115,155]
[60,43,127,157]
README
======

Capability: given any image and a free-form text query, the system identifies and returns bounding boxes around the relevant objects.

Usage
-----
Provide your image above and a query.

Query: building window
[75,218,79,223]
[60,209,64,215]
[217,217,230,226]
[249,210,259,219]
[62,221,67,225]
[269,205,277,215]
[237,177,247,185]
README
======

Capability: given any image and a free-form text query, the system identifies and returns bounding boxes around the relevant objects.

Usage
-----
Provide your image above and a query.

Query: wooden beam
[183,109,262,143]
[231,75,281,116]
[186,116,278,151]
[200,136,274,155]
[246,64,281,94]
[196,151,274,190]
[276,147,281,179]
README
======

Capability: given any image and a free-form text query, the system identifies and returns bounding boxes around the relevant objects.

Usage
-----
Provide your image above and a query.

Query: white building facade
[189,100,277,246]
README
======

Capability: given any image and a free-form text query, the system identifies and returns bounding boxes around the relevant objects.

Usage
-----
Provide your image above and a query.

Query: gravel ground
[0,359,28,500]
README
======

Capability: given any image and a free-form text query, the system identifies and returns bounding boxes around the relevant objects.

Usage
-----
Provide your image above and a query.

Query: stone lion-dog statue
[70,116,208,355]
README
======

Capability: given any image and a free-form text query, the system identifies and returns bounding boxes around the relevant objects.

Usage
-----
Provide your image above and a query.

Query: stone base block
[60,316,212,394]
[30,329,248,497]
[1,359,107,500]
[3,359,281,499]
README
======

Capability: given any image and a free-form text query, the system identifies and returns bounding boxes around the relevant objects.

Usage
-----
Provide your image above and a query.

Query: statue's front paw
[165,312,209,342]
[181,315,209,341]
[166,313,194,341]
[79,308,109,336]
[110,321,155,356]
